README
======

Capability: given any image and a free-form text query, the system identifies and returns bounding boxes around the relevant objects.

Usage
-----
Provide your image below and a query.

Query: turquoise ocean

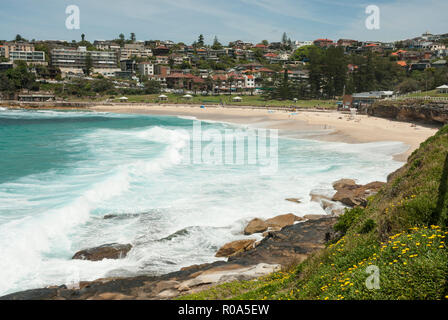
[0,107,407,295]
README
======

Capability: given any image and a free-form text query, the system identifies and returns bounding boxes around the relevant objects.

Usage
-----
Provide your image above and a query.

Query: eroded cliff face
[363,101,448,124]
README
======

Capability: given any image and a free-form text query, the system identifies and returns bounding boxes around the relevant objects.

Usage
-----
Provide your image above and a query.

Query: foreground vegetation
[180,125,448,300]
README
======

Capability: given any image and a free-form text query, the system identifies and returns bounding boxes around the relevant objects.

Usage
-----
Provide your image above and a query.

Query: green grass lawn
[406,90,448,98]
[65,93,337,109]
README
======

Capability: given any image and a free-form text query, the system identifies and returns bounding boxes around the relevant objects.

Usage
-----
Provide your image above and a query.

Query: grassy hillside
[180,125,448,300]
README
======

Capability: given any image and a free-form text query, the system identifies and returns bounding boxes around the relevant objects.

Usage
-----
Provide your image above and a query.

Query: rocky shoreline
[364,101,448,125]
[0,178,385,300]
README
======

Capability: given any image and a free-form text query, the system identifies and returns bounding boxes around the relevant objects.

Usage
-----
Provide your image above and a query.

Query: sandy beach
[90,104,440,162]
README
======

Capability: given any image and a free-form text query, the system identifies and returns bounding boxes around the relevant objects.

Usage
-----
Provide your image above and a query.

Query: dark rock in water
[72,243,132,261]
[285,198,302,204]
[158,226,203,241]
[104,213,141,220]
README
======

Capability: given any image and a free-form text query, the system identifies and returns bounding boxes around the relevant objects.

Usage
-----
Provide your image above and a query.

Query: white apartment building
[51,47,118,69]
[244,75,256,89]
[120,43,152,60]
[137,62,154,76]
[10,51,46,63]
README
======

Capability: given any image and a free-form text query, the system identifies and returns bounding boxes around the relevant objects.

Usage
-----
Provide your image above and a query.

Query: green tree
[84,53,93,76]
[212,36,223,50]
[143,79,161,94]
[15,34,26,42]
[197,34,205,47]
[130,33,136,43]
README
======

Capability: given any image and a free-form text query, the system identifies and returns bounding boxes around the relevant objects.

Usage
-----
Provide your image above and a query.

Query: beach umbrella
[183,94,193,99]
[232,96,243,101]
[118,96,128,100]
[158,94,168,101]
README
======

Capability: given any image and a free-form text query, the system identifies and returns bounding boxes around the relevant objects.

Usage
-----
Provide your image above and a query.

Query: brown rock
[302,214,329,220]
[92,292,133,300]
[153,281,180,295]
[363,181,386,194]
[244,218,268,235]
[180,263,211,272]
[332,179,357,190]
[309,191,332,202]
[265,214,302,229]
[215,239,256,258]
[72,243,132,261]
[332,180,385,207]
[285,198,302,204]
[332,189,366,207]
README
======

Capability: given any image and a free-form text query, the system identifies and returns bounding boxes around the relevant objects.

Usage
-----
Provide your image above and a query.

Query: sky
[0,0,447,44]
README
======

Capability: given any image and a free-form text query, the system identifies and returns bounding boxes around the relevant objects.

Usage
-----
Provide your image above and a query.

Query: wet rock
[215,239,256,258]
[244,218,268,235]
[72,243,132,261]
[285,198,302,204]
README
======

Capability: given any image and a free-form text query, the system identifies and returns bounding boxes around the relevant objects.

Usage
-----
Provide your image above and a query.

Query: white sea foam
[0,112,407,296]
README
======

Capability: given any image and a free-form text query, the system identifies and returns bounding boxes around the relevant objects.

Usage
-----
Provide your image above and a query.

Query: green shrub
[360,219,376,234]
[334,207,365,234]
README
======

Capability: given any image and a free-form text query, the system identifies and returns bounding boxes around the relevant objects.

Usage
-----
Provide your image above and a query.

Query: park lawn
[407,90,448,98]
[81,93,337,109]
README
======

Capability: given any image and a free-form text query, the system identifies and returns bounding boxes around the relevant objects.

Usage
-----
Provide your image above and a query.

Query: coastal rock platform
[1,217,336,300]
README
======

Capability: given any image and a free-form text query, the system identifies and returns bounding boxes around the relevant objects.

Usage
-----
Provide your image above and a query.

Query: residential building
[154,65,171,77]
[137,62,154,76]
[0,62,13,72]
[244,75,255,89]
[51,47,118,69]
[1,41,34,58]
[313,39,334,48]
[120,59,137,72]
[432,60,447,68]
[10,51,46,64]
[94,40,121,51]
[120,43,152,59]
[155,56,169,64]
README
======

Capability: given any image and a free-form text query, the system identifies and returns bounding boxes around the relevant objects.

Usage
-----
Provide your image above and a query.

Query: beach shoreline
[89,104,440,162]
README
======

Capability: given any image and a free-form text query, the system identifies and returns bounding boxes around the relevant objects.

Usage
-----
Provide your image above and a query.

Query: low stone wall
[363,100,448,124]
